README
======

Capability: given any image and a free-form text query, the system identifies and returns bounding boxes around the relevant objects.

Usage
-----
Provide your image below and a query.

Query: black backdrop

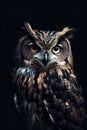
[1,1,87,130]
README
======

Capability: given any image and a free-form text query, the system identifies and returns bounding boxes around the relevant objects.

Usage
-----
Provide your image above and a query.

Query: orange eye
[30,47,38,53]
[52,46,61,54]
[28,43,40,53]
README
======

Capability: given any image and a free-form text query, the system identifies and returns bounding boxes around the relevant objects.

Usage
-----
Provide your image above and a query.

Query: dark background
[1,1,87,130]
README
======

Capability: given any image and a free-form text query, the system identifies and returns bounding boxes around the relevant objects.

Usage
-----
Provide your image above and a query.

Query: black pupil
[31,44,38,50]
[54,46,60,51]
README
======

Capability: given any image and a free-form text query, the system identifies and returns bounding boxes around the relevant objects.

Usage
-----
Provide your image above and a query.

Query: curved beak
[43,52,49,66]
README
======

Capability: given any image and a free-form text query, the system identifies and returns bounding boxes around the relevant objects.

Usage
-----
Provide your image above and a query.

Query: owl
[12,22,86,130]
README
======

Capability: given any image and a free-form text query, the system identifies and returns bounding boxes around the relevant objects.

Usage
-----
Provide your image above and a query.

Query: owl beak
[43,52,49,66]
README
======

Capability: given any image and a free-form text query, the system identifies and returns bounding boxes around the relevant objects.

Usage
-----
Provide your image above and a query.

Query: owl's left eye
[52,44,62,54]
[28,43,40,53]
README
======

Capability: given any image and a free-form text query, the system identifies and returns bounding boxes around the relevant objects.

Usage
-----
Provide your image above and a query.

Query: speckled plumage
[12,23,86,130]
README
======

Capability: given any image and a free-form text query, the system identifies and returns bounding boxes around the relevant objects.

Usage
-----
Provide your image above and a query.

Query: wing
[13,67,32,115]
[42,75,86,130]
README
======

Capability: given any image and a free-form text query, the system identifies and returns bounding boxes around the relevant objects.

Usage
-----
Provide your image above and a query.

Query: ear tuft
[24,22,34,34]
[63,28,77,39]
[63,27,70,32]
[24,22,38,39]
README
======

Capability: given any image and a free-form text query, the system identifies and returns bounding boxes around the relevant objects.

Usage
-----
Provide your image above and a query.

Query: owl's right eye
[28,43,41,53]
[52,44,63,54]
[52,46,61,54]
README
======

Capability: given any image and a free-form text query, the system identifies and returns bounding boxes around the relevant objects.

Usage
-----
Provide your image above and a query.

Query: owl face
[16,23,75,72]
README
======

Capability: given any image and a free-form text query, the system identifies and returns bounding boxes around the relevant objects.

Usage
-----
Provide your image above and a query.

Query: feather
[43,100,55,124]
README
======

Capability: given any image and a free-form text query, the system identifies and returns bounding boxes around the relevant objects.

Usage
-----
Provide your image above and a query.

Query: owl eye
[28,43,40,53]
[52,44,62,54]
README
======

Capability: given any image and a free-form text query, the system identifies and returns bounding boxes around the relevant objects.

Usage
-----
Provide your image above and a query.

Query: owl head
[16,22,76,75]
